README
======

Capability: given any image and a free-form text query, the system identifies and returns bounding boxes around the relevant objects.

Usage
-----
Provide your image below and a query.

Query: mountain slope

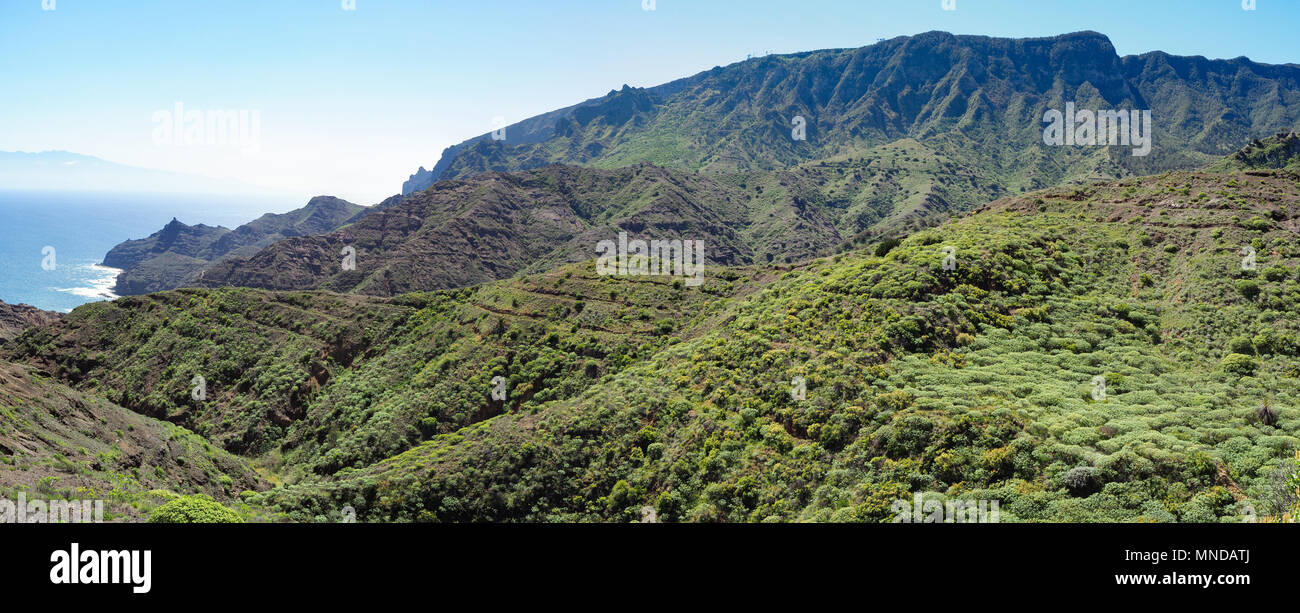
[197,146,1003,296]
[0,300,61,341]
[250,163,1300,522]
[171,32,1300,302]
[0,359,265,521]
[3,290,416,455]
[193,30,1300,301]
[1214,132,1300,172]
[12,154,1299,522]
[103,196,365,295]
[5,260,778,485]
[405,31,1300,195]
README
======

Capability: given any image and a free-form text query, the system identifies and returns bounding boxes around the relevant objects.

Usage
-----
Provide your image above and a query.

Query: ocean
[0,190,298,313]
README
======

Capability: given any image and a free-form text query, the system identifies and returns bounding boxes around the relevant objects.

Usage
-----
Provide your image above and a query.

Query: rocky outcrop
[0,300,61,341]
[103,196,367,295]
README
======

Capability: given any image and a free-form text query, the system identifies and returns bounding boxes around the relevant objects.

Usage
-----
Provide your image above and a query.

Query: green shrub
[1220,353,1257,377]
[1243,217,1271,231]
[1229,336,1255,355]
[874,238,902,257]
[1262,267,1289,282]
[1236,280,1260,300]
[146,494,243,523]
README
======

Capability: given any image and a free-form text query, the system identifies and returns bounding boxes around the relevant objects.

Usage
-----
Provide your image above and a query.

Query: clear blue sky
[1,0,1295,204]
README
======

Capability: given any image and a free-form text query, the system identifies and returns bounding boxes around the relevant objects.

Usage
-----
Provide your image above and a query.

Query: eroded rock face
[0,300,61,341]
[195,156,1003,297]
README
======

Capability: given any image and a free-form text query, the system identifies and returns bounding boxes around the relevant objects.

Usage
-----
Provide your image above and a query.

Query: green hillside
[247,165,1300,523]
[9,153,1299,522]
[407,32,1300,197]
[0,359,265,522]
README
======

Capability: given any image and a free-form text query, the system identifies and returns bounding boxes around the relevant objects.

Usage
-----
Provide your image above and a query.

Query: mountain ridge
[196,144,1005,296]
[103,195,366,295]
[402,30,1300,194]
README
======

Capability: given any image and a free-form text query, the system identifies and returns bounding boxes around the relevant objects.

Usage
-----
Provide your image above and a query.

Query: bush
[1236,280,1261,300]
[1243,217,1271,231]
[874,238,902,257]
[1221,353,1257,377]
[1061,466,1099,496]
[147,494,243,523]
[1262,267,1289,282]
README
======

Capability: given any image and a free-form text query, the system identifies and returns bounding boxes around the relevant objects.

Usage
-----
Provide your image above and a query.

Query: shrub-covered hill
[6,165,1300,522]
[5,291,416,455]
[4,262,780,479]
[0,360,264,521]
[250,166,1300,522]
[1214,132,1300,172]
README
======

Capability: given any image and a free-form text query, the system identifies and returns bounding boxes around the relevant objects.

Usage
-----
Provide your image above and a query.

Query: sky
[1,0,1297,205]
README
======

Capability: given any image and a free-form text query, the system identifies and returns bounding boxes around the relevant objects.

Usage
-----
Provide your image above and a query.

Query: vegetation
[197,153,1004,297]
[15,161,1291,523]
[0,361,263,521]
[147,494,244,523]
[5,104,1300,525]
[408,33,1300,204]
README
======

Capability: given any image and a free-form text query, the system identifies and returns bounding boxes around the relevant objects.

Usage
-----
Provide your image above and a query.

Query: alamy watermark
[490,376,508,401]
[596,232,705,287]
[940,246,957,271]
[1043,102,1151,157]
[152,102,261,154]
[191,375,206,401]
[1,494,104,523]
[1091,374,1107,402]
[791,116,807,141]
[892,494,1000,523]
[341,245,357,271]
[50,543,151,594]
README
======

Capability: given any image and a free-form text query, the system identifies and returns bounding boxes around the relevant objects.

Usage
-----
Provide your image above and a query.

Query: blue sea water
[0,190,298,313]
